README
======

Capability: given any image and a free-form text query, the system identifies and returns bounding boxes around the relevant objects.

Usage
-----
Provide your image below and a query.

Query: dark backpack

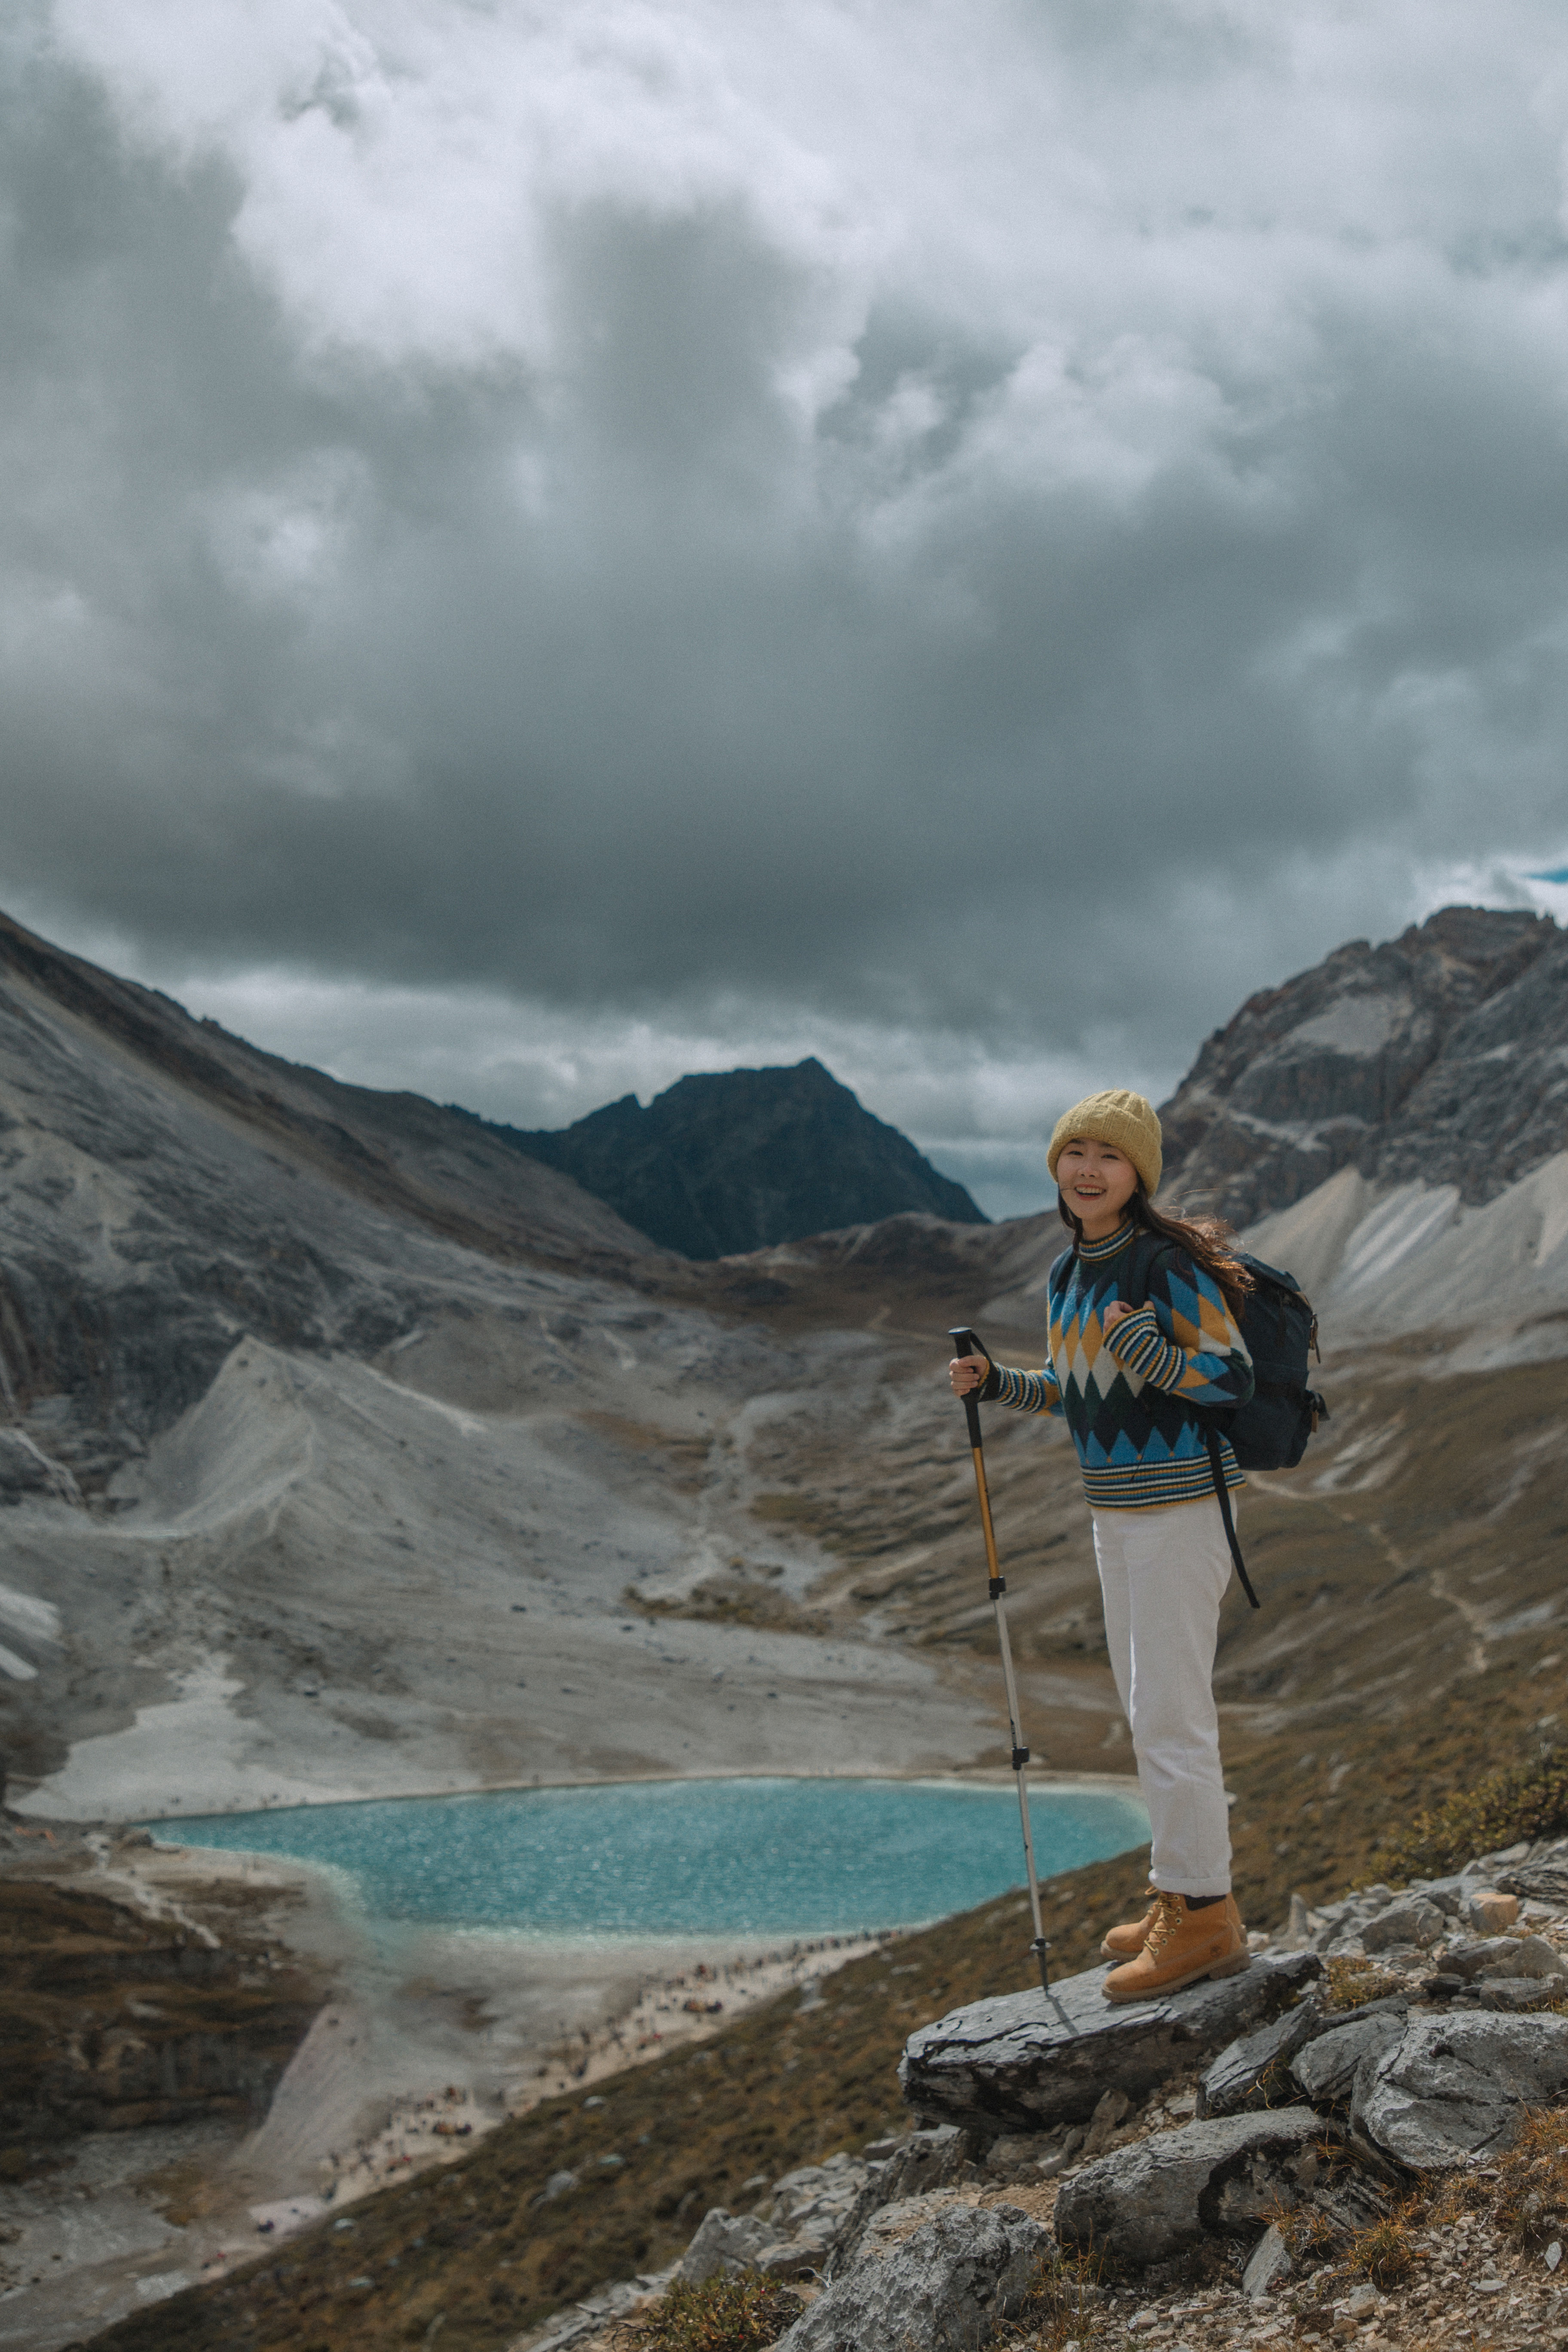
[1121,1233,1330,1608]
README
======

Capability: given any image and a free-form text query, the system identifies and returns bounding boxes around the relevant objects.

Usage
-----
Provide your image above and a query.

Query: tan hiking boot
[1099,1887,1158,1961]
[1101,1892,1250,2004]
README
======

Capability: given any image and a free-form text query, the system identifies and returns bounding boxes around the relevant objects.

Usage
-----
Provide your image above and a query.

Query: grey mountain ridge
[476,1059,987,1258]
[0,898,1563,1807]
[1161,904,1568,1226]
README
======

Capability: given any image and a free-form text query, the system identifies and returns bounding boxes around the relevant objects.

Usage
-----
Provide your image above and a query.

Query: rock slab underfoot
[900,1953,1322,2133]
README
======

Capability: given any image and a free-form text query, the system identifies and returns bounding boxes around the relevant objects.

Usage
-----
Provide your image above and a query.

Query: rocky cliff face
[501,1058,986,1258]
[0,906,994,1805]
[1159,906,1567,1227]
[0,906,658,1497]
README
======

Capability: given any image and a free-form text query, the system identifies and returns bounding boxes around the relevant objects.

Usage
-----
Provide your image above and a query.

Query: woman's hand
[1103,1301,1133,1329]
[949,1352,989,1396]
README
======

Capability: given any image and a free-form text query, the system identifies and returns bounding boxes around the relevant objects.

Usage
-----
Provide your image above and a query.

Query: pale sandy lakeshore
[130,1765,1142,2209]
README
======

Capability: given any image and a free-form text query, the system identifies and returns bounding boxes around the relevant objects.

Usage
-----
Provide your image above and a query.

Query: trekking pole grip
[948,1326,986,1448]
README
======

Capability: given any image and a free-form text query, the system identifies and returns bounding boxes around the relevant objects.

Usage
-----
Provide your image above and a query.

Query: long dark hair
[1058,1183,1254,1323]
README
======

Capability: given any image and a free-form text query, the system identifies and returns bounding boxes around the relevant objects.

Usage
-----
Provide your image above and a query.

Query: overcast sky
[4,0,1568,1216]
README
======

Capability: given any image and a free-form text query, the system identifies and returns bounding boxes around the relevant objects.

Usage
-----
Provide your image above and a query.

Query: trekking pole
[948,1326,1050,1993]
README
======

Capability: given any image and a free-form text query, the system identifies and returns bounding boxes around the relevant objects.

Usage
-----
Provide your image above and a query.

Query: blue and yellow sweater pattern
[991,1221,1255,1511]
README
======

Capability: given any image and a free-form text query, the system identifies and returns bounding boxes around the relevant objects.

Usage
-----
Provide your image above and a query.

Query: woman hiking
[949,1088,1256,2003]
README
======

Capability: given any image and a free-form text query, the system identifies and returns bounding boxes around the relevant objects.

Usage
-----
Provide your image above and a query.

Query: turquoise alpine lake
[157,1777,1147,1939]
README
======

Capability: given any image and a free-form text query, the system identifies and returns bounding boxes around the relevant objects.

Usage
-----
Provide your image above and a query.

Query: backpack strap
[1120,1228,1262,1611]
[1205,1427,1261,1610]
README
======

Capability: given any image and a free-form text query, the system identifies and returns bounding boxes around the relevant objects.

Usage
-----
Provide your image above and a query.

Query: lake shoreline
[118,1761,1142,1825]
[134,1775,1150,1948]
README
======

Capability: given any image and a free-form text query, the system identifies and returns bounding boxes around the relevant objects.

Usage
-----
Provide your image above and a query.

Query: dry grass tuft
[1489,2107,1568,2251]
[1001,2248,1109,2351]
[1268,2193,1340,2267]
[1372,1749,1568,1884]
[612,2272,803,2352]
[1346,2199,1422,2286]
[1324,1955,1406,2012]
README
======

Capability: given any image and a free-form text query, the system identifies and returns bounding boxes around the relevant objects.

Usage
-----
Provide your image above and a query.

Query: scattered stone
[1509,1934,1567,1979]
[1242,2221,1293,2300]
[772,2201,1047,2352]
[1479,1978,1560,2013]
[1289,2004,1407,2108]
[1362,1900,1443,1952]
[1280,1893,1314,1951]
[1440,1936,1523,1982]
[985,2131,1056,2171]
[1053,2106,1332,2265]
[1199,1993,1331,2118]
[825,2128,980,2278]
[1353,2011,1568,2168]
[680,2208,789,2282]
[1081,2085,1132,2155]
[899,1954,1322,2134]
[1499,1859,1568,1909]
[1466,1889,1522,1933]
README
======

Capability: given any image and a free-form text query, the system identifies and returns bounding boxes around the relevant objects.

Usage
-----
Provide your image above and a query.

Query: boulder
[1499,1859,1568,1909]
[1289,2004,1408,2108]
[1477,1978,1560,2014]
[1508,1935,1567,1980]
[899,1954,1322,2134]
[1198,1993,1331,2117]
[1362,1899,1443,1952]
[824,2130,983,2280]
[680,2208,788,2283]
[1353,2012,1568,2168]
[1445,1936,1524,1982]
[1242,2222,1293,2300]
[1054,2107,1331,2265]
[772,2201,1047,2352]
[1466,1890,1521,1933]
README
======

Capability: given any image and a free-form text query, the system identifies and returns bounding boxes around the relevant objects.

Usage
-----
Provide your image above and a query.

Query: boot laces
[1146,1893,1185,1955]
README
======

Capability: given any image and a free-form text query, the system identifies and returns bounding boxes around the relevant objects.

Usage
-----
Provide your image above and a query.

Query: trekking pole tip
[1030,1936,1050,1992]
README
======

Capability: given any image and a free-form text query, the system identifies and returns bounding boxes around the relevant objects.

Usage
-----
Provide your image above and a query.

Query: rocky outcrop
[898,1953,1321,2133]
[501,1057,985,1259]
[1158,905,1568,1225]
[1194,1989,1333,2117]
[1287,2003,1408,2107]
[1353,2012,1568,2168]
[1053,2106,1333,2265]
[771,2200,1046,2352]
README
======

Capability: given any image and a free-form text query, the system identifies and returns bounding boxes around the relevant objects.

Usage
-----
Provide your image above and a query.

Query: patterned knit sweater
[989,1221,1255,1511]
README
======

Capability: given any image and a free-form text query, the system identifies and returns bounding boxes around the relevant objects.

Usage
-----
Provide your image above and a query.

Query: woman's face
[1056,1137,1139,1235]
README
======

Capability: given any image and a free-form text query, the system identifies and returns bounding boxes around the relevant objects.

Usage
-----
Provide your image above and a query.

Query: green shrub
[1371,1748,1568,1884]
[622,2271,804,2352]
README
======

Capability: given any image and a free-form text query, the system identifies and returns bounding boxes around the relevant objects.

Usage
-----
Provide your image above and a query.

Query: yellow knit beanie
[1047,1089,1163,1200]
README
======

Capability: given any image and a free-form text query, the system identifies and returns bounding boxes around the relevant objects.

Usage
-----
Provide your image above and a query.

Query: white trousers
[1092,1496,1233,1898]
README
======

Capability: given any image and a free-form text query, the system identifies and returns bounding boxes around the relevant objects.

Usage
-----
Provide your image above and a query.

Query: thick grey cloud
[4,0,1568,1213]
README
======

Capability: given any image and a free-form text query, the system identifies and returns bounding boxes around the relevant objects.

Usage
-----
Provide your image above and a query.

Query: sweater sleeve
[991,1362,1063,1417]
[1102,1251,1254,1409]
